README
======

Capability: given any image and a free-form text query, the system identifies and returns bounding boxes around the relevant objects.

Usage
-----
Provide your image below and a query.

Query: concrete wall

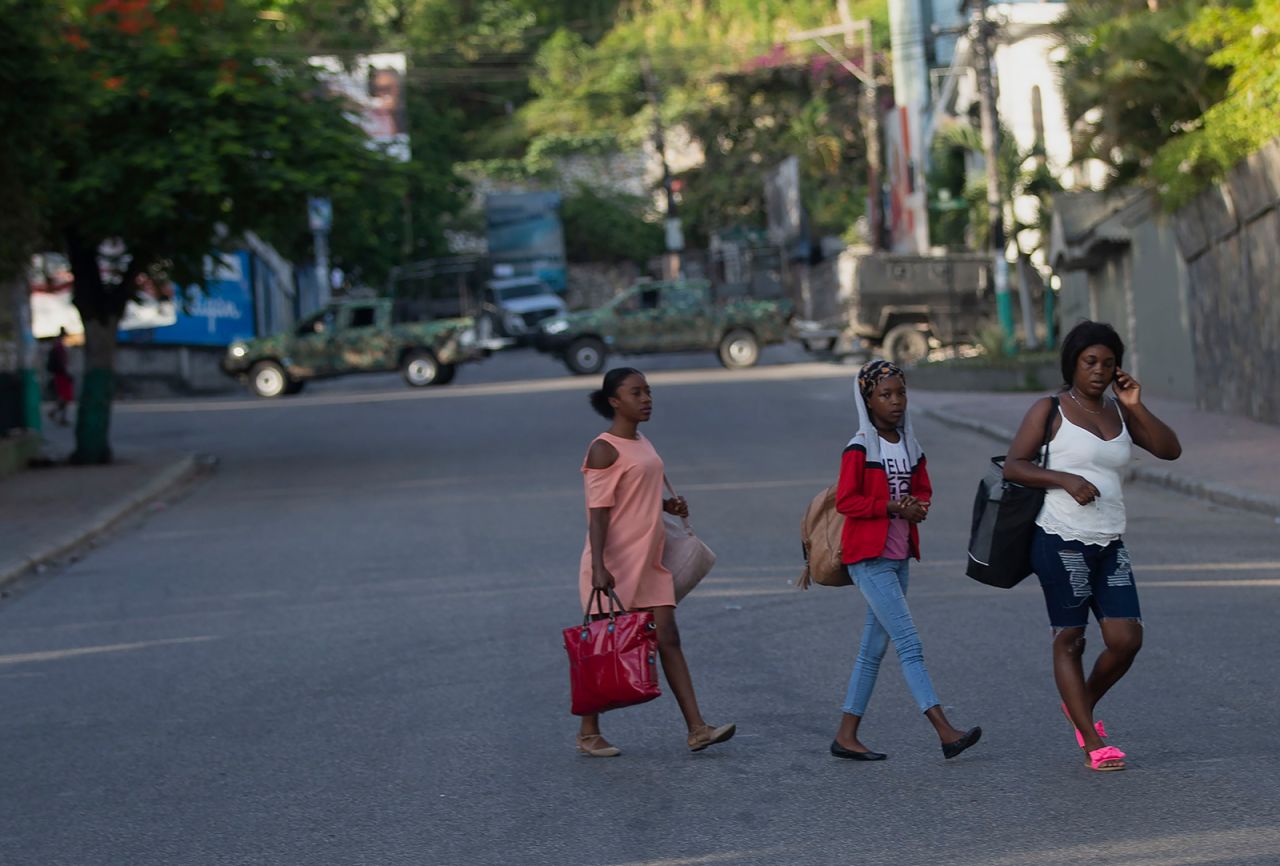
[1125,205,1197,401]
[52,343,238,398]
[1057,272,1090,336]
[1054,192,1197,402]
[1173,139,1280,423]
[114,345,236,396]
[1089,255,1131,346]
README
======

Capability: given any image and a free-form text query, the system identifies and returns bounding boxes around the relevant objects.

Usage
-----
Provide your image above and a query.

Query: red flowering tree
[49,0,404,462]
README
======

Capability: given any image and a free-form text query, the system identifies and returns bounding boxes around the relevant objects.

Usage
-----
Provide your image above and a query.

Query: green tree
[675,65,869,245]
[1152,0,1280,206]
[49,0,406,463]
[510,2,887,241]
[561,183,664,263]
[0,0,65,282]
[1057,0,1231,188]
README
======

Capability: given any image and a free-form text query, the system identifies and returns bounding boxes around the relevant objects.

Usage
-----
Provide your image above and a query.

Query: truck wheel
[718,329,760,369]
[432,363,457,386]
[402,351,441,387]
[565,337,606,375]
[882,324,930,365]
[249,361,289,398]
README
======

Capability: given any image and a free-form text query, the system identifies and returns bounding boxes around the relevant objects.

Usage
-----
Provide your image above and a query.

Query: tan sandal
[576,733,621,758]
[688,722,736,752]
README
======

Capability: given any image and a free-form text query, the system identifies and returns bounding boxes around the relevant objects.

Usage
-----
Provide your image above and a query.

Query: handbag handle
[583,588,627,625]
[1039,396,1059,469]
[663,475,693,530]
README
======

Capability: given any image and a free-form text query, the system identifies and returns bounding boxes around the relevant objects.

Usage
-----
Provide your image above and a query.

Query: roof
[1048,188,1149,271]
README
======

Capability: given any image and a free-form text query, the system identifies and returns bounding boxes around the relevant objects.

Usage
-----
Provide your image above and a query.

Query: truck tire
[718,329,760,369]
[882,324,929,365]
[432,363,457,386]
[402,351,441,387]
[249,361,289,398]
[564,337,606,375]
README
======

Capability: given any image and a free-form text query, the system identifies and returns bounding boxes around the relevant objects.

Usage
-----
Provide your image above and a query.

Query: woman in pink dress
[575,367,735,758]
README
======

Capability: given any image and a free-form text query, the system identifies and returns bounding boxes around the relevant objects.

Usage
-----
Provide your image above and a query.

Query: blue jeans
[1030,528,1142,629]
[841,557,941,716]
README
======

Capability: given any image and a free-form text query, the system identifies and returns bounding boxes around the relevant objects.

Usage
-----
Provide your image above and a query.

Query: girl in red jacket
[830,360,982,761]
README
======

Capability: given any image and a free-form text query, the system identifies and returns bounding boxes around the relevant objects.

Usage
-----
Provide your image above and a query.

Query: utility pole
[970,0,1016,351]
[788,4,882,249]
[641,57,682,280]
[846,2,883,250]
[307,196,333,307]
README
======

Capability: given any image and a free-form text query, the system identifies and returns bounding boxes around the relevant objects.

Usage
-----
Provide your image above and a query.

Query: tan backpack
[798,484,852,589]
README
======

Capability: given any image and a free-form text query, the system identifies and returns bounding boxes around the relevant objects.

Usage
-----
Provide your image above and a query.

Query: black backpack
[965,397,1058,588]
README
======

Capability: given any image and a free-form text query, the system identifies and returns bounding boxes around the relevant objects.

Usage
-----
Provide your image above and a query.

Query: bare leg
[578,713,603,739]
[923,705,970,744]
[650,606,708,731]
[1085,619,1143,710]
[835,713,879,752]
[1052,626,1121,768]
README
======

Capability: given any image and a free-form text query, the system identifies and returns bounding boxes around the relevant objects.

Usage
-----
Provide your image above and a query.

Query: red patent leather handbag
[564,590,662,716]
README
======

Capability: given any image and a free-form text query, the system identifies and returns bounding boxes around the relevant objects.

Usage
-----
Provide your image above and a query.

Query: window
[348,306,376,329]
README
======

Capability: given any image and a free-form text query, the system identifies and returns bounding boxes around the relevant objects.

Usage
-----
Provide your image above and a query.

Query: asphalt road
[3,354,1279,866]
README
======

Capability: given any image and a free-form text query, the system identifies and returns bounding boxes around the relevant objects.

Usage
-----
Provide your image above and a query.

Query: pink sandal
[1086,745,1126,772]
[1060,702,1109,749]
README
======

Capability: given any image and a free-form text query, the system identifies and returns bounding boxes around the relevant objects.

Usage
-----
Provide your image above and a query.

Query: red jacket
[836,442,932,564]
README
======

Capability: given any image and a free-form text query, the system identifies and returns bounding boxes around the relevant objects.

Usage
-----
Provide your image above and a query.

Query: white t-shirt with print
[880,435,912,560]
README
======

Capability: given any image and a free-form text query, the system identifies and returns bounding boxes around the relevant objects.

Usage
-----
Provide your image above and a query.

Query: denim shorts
[1030,527,1142,629]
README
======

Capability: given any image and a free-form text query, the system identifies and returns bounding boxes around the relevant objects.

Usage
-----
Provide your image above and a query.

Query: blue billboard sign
[117,251,256,347]
[485,191,567,291]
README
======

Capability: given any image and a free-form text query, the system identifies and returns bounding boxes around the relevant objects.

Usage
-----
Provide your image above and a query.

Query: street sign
[307,197,333,233]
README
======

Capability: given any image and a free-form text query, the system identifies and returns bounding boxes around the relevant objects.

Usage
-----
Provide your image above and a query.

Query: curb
[0,454,210,591]
[919,408,1280,520]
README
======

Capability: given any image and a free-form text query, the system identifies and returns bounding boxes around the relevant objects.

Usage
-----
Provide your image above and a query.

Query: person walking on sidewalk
[574,367,735,758]
[45,328,74,427]
[1004,321,1181,772]
[830,360,982,762]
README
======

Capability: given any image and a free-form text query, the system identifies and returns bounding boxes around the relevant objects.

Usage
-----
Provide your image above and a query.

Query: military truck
[222,298,484,398]
[793,251,996,365]
[533,279,793,375]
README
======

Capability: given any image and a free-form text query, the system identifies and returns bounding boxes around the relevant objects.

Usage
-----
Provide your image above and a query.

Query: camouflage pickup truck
[222,298,482,397]
[533,279,793,375]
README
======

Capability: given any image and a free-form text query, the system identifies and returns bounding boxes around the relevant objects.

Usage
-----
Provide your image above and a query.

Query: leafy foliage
[561,184,664,263]
[676,65,869,244]
[50,0,414,313]
[0,0,65,280]
[1057,0,1280,207]
[1057,0,1230,189]
[929,121,1059,252]
[1151,0,1280,207]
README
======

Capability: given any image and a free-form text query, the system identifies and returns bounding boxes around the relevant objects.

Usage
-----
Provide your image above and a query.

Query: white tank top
[1035,402,1131,546]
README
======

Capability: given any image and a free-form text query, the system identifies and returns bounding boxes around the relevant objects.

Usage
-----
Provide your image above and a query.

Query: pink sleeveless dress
[578,432,676,612]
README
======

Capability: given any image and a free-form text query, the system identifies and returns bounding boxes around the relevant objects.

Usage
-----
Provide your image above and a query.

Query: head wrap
[848,359,921,468]
[858,359,905,400]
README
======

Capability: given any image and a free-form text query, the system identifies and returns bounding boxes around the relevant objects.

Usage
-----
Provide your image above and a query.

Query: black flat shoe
[830,740,887,761]
[942,726,982,760]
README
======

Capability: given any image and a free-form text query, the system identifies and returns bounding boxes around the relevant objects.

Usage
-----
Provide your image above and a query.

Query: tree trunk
[66,231,127,465]
[73,317,118,464]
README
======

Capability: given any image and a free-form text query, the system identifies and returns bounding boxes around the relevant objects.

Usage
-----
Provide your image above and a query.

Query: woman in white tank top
[1004,322,1181,772]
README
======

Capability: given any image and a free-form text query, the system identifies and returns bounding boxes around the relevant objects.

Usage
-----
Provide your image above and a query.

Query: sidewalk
[913,388,1280,518]
[0,421,203,590]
